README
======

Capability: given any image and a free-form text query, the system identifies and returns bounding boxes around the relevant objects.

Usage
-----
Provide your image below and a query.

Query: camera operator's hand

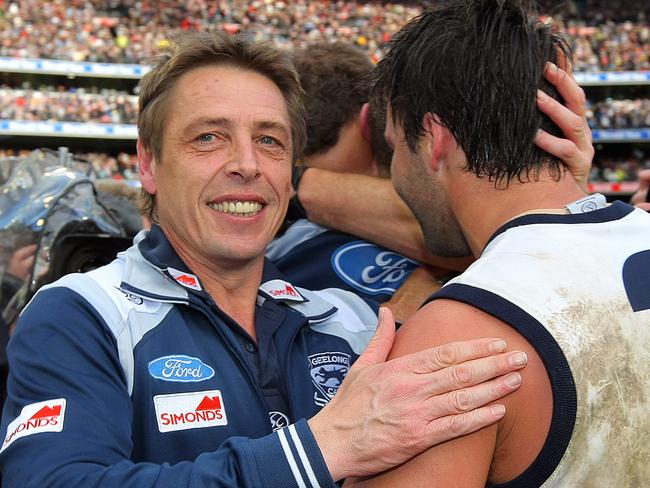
[535,62,594,193]
[630,169,650,211]
[308,307,525,481]
[7,244,37,281]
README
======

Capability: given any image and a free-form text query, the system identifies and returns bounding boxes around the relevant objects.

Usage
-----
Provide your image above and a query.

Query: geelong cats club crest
[308,352,351,407]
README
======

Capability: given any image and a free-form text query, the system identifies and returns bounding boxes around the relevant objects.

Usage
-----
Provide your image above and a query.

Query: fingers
[543,62,586,116]
[534,129,577,163]
[424,403,507,446]
[630,170,650,205]
[353,307,396,368]
[426,350,527,396]
[536,63,594,192]
[396,337,508,375]
[422,368,526,446]
[424,368,522,415]
[536,88,592,155]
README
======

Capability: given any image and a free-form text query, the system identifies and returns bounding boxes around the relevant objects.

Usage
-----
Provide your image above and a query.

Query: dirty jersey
[426,202,650,487]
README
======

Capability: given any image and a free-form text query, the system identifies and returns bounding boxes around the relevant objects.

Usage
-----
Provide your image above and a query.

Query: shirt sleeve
[0,287,335,488]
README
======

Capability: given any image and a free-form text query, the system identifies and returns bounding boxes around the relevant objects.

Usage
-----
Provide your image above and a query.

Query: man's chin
[209,247,266,268]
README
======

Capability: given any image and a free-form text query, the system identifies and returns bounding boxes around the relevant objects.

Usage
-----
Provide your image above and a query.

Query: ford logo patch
[148,355,215,383]
[332,241,419,295]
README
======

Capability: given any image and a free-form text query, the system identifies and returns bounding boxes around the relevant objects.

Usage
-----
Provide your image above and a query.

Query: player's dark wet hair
[374,0,572,186]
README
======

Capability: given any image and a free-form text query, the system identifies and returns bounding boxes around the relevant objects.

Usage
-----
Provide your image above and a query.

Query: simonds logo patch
[1,399,66,453]
[153,390,228,433]
[332,241,419,295]
[167,267,202,291]
[148,355,215,383]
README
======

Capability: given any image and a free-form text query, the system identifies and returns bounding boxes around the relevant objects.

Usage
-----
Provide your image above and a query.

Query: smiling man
[0,32,526,487]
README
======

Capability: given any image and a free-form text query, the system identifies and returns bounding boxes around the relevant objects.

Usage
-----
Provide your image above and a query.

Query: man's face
[142,65,293,268]
[385,108,470,257]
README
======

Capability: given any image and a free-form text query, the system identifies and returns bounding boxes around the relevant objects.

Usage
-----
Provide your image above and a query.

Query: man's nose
[226,138,261,180]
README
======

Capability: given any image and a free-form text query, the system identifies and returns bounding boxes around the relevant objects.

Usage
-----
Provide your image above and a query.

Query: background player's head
[293,41,392,177]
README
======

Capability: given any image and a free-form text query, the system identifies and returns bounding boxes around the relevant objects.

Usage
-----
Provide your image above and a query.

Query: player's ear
[359,103,371,142]
[137,139,157,196]
[422,113,451,171]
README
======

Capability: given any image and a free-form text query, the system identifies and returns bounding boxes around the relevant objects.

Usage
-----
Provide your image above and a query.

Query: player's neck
[453,171,585,257]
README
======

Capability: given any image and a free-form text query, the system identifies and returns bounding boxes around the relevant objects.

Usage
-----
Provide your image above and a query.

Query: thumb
[353,306,396,368]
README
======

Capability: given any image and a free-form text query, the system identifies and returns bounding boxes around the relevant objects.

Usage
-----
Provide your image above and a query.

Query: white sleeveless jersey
[429,202,650,487]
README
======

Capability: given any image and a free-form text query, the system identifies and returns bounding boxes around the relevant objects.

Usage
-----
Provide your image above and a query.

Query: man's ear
[359,103,372,142]
[422,113,450,171]
[137,139,157,196]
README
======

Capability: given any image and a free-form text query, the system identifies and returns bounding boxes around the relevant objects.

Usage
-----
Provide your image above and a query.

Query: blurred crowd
[1,85,649,133]
[0,148,138,180]
[0,0,648,188]
[587,98,650,129]
[0,86,138,124]
[0,0,421,64]
[0,0,647,69]
[592,151,650,182]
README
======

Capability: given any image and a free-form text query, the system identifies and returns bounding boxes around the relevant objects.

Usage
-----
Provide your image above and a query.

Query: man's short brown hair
[292,42,373,159]
[137,31,306,220]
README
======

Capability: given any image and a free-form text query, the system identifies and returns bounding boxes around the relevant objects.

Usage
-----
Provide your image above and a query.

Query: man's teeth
[210,201,263,216]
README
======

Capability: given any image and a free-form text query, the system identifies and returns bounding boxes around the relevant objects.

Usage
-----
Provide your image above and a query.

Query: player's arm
[297,168,468,267]
[344,299,552,487]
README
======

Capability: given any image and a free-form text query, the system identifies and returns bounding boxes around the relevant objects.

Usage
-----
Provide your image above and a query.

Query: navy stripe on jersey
[486,200,635,249]
[622,250,650,312]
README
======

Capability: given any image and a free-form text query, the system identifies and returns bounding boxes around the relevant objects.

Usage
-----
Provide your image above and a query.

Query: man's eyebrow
[182,117,231,137]
[254,120,291,140]
[182,118,290,140]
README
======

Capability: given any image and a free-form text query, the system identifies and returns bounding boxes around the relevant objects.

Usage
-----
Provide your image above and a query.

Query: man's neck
[451,170,586,257]
[169,240,264,341]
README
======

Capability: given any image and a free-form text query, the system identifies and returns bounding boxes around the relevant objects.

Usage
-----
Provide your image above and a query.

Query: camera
[0,148,138,326]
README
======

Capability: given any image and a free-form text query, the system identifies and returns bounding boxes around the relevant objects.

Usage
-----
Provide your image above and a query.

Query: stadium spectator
[587,98,650,129]
[591,151,650,182]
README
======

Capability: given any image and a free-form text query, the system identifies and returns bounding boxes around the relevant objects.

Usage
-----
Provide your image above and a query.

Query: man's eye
[260,136,279,146]
[198,133,215,142]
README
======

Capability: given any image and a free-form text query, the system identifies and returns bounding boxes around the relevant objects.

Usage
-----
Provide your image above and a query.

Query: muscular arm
[345,299,552,488]
[297,168,464,267]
